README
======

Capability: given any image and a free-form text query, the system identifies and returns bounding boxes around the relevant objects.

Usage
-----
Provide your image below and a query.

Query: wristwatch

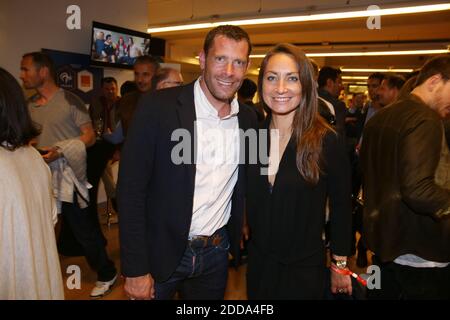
[331,258,347,269]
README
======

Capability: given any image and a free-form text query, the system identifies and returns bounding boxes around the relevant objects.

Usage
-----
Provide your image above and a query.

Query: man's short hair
[415,55,450,86]
[120,81,138,96]
[238,78,257,99]
[101,76,117,87]
[134,55,161,71]
[317,66,341,88]
[151,67,182,90]
[203,25,252,57]
[368,72,384,83]
[383,74,405,90]
[22,52,56,82]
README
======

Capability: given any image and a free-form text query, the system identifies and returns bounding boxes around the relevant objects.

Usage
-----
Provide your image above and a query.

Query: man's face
[431,78,450,119]
[102,82,118,101]
[199,35,249,108]
[328,76,343,98]
[353,94,365,109]
[20,56,44,89]
[367,78,381,101]
[377,79,397,106]
[134,63,155,93]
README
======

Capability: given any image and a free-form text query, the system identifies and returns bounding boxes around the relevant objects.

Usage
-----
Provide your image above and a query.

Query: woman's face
[262,53,302,116]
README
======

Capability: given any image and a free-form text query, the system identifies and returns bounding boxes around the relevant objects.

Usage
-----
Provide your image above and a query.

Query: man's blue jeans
[154,227,230,300]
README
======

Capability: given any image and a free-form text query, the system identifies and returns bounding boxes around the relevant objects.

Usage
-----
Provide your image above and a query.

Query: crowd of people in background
[1,24,449,300]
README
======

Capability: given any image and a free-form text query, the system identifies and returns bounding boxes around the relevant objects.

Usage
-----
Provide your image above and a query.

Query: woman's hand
[330,267,352,295]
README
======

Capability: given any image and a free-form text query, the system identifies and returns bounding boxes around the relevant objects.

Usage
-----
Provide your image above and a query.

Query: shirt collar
[194,78,239,119]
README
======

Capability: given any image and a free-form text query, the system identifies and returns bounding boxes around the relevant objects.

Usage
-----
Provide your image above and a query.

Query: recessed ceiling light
[341,68,414,73]
[148,3,450,33]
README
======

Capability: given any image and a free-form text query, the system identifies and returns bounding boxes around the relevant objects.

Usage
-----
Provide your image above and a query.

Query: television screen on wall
[90,21,165,69]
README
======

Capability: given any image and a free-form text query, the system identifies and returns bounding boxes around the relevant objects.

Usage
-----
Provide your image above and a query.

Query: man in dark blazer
[118,25,257,300]
[318,66,347,142]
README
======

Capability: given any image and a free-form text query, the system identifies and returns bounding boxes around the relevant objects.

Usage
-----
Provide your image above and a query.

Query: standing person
[118,25,257,300]
[318,66,347,141]
[88,76,120,221]
[118,55,160,136]
[353,72,385,268]
[246,44,352,299]
[126,37,142,65]
[238,78,264,122]
[0,67,64,300]
[376,74,405,107]
[116,37,128,64]
[360,55,450,300]
[20,52,117,298]
[93,31,105,60]
[103,34,116,63]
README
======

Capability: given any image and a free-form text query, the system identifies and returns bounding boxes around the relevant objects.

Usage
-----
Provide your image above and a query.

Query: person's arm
[398,120,450,220]
[118,94,158,299]
[325,132,353,295]
[79,122,96,147]
[41,123,94,163]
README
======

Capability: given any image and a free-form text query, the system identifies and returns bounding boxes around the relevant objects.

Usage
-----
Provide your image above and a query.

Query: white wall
[0,0,147,203]
[0,0,147,79]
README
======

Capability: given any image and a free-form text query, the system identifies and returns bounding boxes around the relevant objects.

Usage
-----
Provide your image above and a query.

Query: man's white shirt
[189,78,240,237]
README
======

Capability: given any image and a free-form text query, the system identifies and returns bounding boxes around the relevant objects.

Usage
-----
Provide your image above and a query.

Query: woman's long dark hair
[258,43,333,184]
[0,67,40,151]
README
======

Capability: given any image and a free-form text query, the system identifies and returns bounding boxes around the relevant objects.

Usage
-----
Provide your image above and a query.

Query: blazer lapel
[176,82,197,197]
[235,104,253,195]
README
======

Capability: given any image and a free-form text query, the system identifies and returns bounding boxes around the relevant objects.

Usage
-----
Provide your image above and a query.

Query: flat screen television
[90,21,165,69]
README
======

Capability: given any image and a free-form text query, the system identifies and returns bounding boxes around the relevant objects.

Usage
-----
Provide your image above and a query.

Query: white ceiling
[147,0,450,80]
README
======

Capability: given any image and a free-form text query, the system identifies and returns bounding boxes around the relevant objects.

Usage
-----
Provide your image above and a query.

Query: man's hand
[124,274,155,300]
[240,213,250,250]
[41,146,61,163]
[240,223,249,250]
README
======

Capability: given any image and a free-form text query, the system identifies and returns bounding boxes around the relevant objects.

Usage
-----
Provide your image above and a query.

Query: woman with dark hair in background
[246,44,352,299]
[0,67,64,299]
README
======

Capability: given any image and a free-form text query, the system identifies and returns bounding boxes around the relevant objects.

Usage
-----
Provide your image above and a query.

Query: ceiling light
[342,76,368,80]
[197,49,448,60]
[343,81,368,85]
[148,3,450,33]
[341,68,414,73]
[307,49,449,57]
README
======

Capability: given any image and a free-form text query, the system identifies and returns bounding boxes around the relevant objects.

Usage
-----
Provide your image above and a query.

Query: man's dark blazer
[117,81,258,282]
[318,88,347,142]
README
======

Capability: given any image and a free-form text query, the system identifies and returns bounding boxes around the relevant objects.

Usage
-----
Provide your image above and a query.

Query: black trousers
[58,140,115,256]
[368,255,450,300]
[61,195,116,282]
[87,140,116,231]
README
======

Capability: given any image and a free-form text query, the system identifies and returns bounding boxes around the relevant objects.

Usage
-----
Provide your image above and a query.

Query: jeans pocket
[214,234,230,251]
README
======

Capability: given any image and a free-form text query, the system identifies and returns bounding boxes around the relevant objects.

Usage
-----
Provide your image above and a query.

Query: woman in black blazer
[246,44,352,299]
